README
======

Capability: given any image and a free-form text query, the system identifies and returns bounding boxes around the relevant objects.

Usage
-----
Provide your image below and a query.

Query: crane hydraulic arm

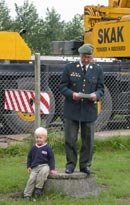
[109,0,130,8]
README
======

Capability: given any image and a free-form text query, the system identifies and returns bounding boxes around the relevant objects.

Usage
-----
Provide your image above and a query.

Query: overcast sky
[5,0,108,21]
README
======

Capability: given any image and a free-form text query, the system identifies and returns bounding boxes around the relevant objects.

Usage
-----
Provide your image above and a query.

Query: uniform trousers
[64,118,95,170]
[24,164,49,197]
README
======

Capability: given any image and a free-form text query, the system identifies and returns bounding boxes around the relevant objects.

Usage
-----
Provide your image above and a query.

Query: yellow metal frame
[97,101,101,115]
[0,32,31,60]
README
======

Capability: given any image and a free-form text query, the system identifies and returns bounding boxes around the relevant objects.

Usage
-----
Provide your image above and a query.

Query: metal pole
[34,53,41,129]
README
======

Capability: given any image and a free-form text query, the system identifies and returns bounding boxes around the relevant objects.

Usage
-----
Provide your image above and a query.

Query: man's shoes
[65,168,74,174]
[80,167,91,175]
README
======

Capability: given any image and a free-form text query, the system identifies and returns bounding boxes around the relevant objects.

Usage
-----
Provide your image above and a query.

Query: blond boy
[24,127,57,199]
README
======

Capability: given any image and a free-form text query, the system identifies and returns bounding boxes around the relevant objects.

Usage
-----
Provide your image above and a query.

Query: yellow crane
[0,32,31,60]
[84,0,130,58]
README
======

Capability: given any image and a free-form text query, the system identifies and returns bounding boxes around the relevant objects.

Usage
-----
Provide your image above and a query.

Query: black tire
[3,77,55,134]
[95,86,112,132]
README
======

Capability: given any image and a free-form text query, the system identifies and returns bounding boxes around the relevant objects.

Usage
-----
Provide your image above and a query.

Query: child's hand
[50,170,57,175]
[27,167,31,174]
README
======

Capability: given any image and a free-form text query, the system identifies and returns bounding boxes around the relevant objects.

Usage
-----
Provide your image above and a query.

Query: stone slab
[44,171,101,198]
[0,134,30,141]
[0,142,8,149]
[0,138,7,142]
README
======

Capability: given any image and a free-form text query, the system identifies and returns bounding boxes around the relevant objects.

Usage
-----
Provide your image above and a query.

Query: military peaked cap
[78,43,94,55]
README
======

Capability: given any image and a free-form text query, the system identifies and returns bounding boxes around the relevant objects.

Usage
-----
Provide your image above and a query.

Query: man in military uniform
[59,43,104,174]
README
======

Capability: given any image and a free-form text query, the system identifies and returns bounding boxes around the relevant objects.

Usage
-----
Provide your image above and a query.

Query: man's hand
[50,170,57,175]
[89,93,97,101]
[73,92,82,101]
[27,167,31,174]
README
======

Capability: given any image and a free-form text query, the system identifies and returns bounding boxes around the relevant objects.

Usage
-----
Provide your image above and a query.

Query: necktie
[82,65,86,75]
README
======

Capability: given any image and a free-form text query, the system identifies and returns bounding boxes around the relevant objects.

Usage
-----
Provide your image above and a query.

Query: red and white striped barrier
[4,89,50,114]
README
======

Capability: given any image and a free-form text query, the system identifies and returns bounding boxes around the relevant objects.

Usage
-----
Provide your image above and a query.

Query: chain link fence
[0,60,130,136]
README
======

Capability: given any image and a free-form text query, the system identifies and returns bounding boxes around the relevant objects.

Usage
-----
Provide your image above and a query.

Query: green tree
[12,1,83,55]
[14,0,45,54]
[0,0,12,30]
[43,8,65,54]
[63,14,83,40]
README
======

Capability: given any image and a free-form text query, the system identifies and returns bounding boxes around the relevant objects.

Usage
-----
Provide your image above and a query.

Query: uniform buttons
[83,84,85,87]
[82,89,85,92]
[83,79,86,82]
[81,99,84,102]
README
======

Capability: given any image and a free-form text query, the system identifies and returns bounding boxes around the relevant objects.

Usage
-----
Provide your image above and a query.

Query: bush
[94,136,130,152]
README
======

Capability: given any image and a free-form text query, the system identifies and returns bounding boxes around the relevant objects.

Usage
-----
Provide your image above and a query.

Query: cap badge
[76,64,80,68]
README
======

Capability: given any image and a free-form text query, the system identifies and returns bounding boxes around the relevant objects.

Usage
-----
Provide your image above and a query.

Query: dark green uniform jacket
[59,61,104,122]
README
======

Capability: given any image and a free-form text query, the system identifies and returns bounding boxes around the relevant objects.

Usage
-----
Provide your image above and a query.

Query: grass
[1,135,130,204]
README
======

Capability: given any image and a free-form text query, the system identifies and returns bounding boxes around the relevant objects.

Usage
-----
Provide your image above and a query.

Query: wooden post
[34,53,41,129]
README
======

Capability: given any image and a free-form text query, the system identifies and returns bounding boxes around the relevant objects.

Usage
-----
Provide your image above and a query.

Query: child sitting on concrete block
[24,127,57,200]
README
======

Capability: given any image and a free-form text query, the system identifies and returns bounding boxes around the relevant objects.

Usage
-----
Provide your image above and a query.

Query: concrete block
[44,171,101,198]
